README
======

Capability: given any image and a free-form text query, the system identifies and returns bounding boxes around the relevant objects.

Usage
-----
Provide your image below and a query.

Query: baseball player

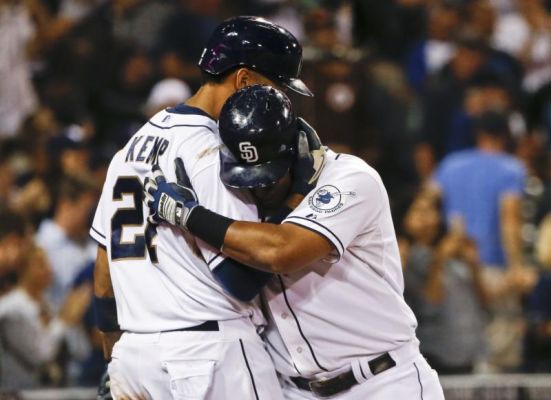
[91,17,313,399]
[145,85,445,399]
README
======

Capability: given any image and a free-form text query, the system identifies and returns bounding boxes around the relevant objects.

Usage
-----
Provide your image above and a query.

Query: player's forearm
[186,206,301,273]
[94,245,121,360]
[186,207,331,274]
[222,221,298,273]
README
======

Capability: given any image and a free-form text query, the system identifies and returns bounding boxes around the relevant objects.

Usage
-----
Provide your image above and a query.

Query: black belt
[164,320,219,332]
[290,352,396,398]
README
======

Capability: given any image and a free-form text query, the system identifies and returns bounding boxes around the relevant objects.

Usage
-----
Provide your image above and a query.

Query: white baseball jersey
[90,105,264,332]
[263,150,418,377]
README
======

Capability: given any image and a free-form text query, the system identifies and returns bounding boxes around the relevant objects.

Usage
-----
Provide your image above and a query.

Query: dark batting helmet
[198,16,313,97]
[219,85,297,188]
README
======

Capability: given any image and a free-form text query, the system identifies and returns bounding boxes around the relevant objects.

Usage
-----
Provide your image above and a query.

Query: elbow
[261,243,301,274]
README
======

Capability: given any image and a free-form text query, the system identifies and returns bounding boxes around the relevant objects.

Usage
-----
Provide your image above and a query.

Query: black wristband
[186,206,235,249]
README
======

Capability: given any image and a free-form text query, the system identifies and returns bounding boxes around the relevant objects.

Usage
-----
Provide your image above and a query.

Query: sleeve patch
[308,185,356,214]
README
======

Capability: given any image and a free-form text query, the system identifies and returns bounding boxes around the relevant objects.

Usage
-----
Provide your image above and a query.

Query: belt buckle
[308,378,330,398]
[308,370,357,398]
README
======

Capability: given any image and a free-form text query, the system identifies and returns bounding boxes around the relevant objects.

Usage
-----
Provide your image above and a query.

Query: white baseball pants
[108,317,284,400]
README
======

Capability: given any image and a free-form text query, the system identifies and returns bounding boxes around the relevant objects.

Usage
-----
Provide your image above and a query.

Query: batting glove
[291,117,327,195]
[96,370,113,400]
[144,160,198,230]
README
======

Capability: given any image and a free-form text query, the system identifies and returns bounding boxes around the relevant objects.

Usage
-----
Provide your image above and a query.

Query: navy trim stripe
[414,362,424,400]
[91,226,106,239]
[240,339,260,400]
[89,234,106,248]
[166,104,215,120]
[285,221,341,257]
[284,216,344,255]
[147,120,215,134]
[359,364,367,380]
[335,153,341,160]
[278,276,328,372]
[207,252,223,266]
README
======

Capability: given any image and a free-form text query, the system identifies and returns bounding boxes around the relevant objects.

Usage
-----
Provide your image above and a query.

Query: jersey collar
[167,103,216,122]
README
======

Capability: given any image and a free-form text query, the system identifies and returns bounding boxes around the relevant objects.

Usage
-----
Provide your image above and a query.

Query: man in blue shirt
[431,110,525,269]
[429,110,534,372]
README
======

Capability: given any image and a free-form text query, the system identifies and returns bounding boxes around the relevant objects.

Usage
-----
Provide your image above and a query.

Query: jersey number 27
[111,177,158,263]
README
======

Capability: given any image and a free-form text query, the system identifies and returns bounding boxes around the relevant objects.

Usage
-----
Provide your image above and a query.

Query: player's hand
[291,117,327,195]
[143,160,198,230]
[97,369,113,400]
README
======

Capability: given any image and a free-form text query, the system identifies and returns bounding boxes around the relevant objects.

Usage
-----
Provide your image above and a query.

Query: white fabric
[36,220,96,311]
[425,40,455,74]
[108,318,283,400]
[0,4,37,137]
[492,12,551,92]
[145,79,191,113]
[0,289,67,389]
[90,109,264,332]
[264,151,418,378]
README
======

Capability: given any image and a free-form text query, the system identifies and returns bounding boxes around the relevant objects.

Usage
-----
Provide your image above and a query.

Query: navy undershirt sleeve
[212,258,273,302]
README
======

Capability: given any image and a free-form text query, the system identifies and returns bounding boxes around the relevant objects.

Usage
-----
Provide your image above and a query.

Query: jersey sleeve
[283,169,383,260]
[89,178,111,248]
[186,155,259,271]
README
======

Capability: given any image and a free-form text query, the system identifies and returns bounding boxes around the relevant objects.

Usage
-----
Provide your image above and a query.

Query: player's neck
[185,84,232,120]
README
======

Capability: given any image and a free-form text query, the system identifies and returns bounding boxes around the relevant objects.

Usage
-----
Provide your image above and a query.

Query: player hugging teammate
[93,16,444,400]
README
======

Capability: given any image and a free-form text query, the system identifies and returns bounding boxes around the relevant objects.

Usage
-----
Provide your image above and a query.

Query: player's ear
[234,68,251,90]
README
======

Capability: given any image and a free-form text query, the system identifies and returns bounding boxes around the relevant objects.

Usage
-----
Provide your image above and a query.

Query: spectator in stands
[352,0,427,61]
[47,130,94,181]
[0,140,52,230]
[10,173,52,229]
[96,49,155,147]
[444,74,519,156]
[417,35,489,163]
[144,78,192,118]
[0,246,91,389]
[429,110,534,371]
[111,0,173,52]
[0,141,16,208]
[403,194,488,375]
[0,0,39,137]
[493,0,551,93]
[35,176,97,312]
[523,214,551,372]
[0,209,30,296]
[157,0,220,87]
[18,106,62,176]
[431,110,525,269]
[292,8,370,155]
[406,4,459,93]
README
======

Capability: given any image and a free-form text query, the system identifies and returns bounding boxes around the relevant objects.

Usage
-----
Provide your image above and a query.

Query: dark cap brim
[284,78,313,97]
[220,152,292,189]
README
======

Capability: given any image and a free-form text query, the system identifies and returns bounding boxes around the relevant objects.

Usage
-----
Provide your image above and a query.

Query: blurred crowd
[0,0,550,391]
